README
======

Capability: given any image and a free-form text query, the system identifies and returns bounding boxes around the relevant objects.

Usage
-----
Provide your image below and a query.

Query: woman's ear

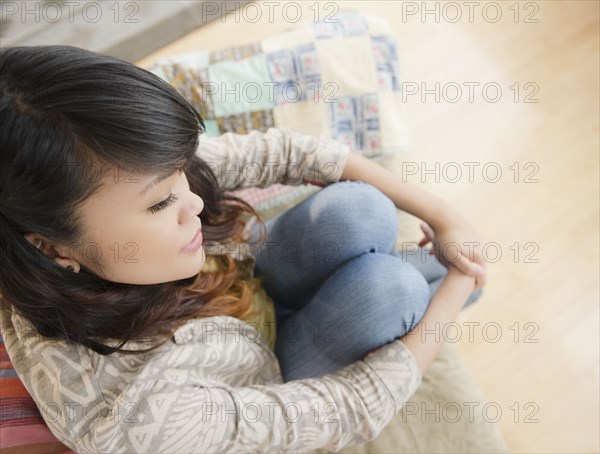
[23,233,80,272]
[23,233,43,250]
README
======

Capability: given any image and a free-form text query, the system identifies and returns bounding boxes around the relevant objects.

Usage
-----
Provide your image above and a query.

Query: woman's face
[66,166,206,284]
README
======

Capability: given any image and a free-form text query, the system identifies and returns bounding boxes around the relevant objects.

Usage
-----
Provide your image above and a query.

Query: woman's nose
[180,193,204,225]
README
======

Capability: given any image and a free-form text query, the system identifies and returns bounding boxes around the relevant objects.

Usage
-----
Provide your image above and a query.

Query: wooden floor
[137,2,600,452]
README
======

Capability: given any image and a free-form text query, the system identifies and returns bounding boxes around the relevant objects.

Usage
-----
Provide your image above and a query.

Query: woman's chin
[184,247,206,274]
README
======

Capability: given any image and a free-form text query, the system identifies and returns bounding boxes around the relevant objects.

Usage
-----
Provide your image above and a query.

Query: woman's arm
[340,152,487,289]
[340,152,451,230]
[2,299,423,453]
[199,130,484,289]
[72,340,423,453]
[196,127,351,190]
[399,267,476,375]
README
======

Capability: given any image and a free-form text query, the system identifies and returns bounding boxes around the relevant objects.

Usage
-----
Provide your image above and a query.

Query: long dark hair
[0,45,267,355]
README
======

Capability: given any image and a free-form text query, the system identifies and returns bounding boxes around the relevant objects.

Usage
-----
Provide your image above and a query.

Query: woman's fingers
[452,253,486,279]
[418,222,435,247]
[474,267,487,290]
[419,221,435,239]
[419,220,488,291]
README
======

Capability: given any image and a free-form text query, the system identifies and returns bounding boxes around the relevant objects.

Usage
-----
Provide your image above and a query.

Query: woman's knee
[275,252,431,368]
[322,181,397,222]
[317,181,399,253]
[368,253,430,330]
[337,253,431,344]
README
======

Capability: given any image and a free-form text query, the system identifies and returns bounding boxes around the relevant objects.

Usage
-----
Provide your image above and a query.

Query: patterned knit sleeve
[195,127,352,191]
[78,340,422,453]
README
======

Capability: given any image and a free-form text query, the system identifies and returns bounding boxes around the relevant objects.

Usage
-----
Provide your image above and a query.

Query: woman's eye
[150,193,178,214]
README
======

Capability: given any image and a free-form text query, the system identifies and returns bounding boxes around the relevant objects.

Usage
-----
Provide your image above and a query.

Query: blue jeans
[249,181,482,382]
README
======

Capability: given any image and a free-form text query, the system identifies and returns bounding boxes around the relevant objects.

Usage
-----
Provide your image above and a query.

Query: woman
[0,45,487,452]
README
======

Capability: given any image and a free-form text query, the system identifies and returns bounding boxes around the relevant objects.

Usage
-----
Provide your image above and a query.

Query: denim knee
[347,252,431,344]
[369,253,430,335]
[319,181,399,253]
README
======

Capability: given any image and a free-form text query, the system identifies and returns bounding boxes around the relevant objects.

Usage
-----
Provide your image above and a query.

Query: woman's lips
[180,227,203,253]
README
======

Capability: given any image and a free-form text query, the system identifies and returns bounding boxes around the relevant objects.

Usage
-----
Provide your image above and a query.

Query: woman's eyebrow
[139,172,173,197]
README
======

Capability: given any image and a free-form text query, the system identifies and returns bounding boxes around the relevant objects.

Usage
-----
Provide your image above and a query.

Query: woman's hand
[337,152,488,290]
[418,217,487,291]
